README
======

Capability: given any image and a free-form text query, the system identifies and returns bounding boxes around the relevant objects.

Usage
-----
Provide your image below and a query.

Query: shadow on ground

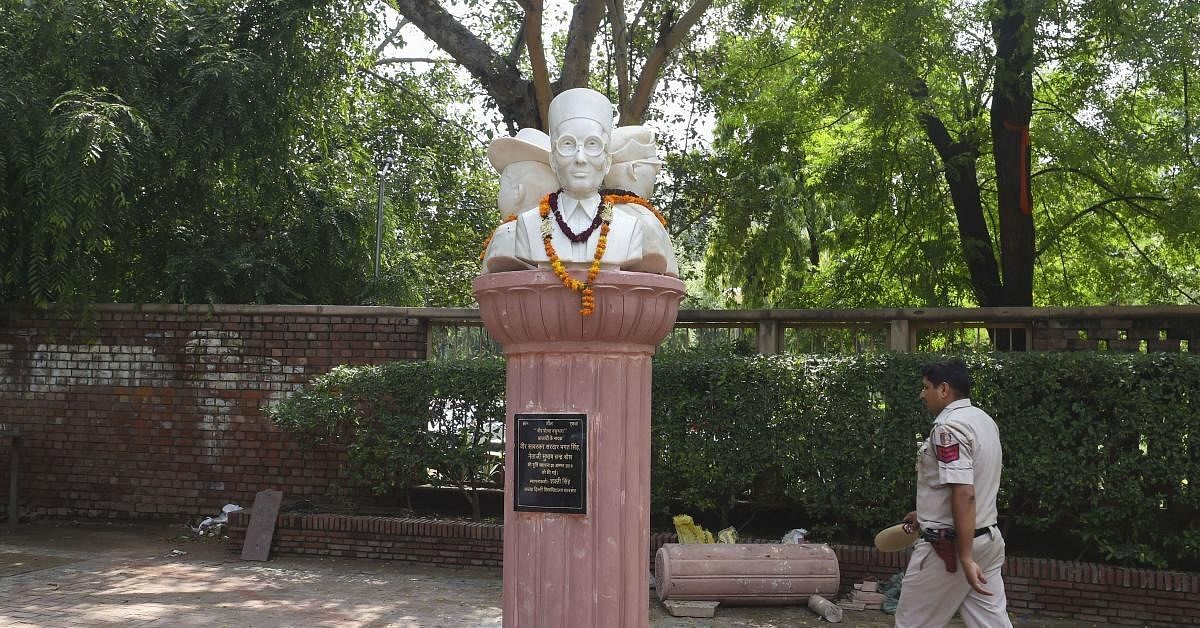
[0,521,1116,627]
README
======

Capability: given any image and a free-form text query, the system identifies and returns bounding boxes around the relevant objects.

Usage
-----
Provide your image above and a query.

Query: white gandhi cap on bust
[609,125,662,164]
[487,127,551,173]
[547,88,615,135]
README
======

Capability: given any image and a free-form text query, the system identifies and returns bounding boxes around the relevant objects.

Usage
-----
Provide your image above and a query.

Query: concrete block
[663,600,719,618]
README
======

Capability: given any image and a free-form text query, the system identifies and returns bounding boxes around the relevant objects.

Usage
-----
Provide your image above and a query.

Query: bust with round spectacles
[481,88,676,277]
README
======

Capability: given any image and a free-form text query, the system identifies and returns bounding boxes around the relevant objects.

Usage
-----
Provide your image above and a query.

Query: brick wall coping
[7,303,1199,324]
[229,511,503,541]
[687,304,1200,324]
[233,512,1199,594]
[0,303,480,320]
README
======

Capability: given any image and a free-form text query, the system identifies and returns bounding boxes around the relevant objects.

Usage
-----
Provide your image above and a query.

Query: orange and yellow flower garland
[540,193,613,316]
[604,193,668,228]
[479,192,663,316]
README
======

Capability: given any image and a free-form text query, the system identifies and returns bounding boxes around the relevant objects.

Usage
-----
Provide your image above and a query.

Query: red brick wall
[226,511,503,567]
[0,304,427,519]
[228,514,1199,626]
[829,544,1200,626]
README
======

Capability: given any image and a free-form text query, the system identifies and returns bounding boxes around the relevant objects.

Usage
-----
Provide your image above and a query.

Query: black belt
[921,526,992,543]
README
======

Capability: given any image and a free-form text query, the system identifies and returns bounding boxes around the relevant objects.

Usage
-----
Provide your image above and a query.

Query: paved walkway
[0,521,1116,627]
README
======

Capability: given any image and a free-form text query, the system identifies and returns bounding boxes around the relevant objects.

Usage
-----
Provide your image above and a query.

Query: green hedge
[268,359,506,520]
[270,351,1200,569]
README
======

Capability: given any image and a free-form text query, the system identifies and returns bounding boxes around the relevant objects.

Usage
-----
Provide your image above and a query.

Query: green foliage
[273,350,1200,568]
[652,352,798,522]
[0,0,495,307]
[267,358,505,518]
[979,353,1200,567]
[652,350,1200,569]
[681,0,1200,307]
[651,351,932,535]
[269,364,435,501]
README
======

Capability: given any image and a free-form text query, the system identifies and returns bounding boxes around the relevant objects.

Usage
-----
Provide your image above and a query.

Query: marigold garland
[599,188,668,228]
[480,191,655,316]
[540,192,614,316]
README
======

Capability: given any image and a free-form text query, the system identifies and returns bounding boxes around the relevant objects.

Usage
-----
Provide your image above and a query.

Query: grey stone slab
[240,489,283,562]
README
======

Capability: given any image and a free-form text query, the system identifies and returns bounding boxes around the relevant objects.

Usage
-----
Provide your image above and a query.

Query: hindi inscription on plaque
[514,413,586,514]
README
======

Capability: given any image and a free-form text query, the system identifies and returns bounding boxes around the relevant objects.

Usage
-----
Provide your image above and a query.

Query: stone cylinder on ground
[654,543,841,605]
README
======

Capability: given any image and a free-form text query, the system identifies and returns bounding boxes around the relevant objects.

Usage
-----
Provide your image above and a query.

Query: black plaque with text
[514,413,587,514]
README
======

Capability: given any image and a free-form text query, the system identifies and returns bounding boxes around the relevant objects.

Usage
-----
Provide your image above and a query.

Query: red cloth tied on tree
[1002,120,1032,215]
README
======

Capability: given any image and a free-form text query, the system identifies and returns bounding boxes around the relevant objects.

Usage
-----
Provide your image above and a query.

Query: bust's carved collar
[558,192,601,220]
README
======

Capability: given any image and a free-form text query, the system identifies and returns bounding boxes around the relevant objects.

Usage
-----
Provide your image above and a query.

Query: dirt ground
[0,520,1121,627]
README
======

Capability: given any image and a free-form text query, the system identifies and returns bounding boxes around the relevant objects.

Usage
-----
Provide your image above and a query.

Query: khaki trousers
[894,529,1012,628]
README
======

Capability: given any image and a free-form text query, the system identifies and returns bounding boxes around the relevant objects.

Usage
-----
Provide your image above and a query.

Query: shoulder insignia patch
[935,444,960,463]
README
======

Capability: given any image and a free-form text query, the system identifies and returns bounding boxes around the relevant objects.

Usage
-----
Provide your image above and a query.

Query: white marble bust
[482,128,558,273]
[489,128,557,221]
[603,125,676,275]
[481,88,675,276]
[604,125,663,199]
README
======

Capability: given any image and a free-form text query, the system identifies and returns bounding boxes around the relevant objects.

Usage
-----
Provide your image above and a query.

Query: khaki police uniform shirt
[915,398,1003,530]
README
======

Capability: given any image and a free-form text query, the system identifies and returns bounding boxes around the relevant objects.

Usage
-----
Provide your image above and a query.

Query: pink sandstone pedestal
[474,269,685,628]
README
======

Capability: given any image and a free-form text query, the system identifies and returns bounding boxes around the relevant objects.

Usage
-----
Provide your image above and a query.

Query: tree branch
[505,27,526,68]
[1034,195,1168,258]
[626,0,654,56]
[624,0,713,124]
[608,0,631,112]
[1031,166,1164,220]
[385,0,538,129]
[373,17,411,56]
[522,1,552,129]
[918,112,1004,307]
[374,57,456,66]
[359,68,489,149]
[561,0,608,89]
[1097,207,1199,304]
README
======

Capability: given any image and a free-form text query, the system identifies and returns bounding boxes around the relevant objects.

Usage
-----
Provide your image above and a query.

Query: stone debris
[807,594,843,623]
[838,579,886,611]
[663,600,719,618]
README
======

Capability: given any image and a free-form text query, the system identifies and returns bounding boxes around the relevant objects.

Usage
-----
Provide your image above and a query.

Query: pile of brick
[837,579,885,611]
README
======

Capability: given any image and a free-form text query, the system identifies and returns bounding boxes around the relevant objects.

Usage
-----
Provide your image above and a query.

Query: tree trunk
[464,485,482,521]
[990,0,1037,307]
[919,113,1004,307]
[560,0,607,89]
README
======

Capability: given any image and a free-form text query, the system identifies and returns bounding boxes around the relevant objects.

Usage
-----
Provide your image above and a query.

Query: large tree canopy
[2,0,1195,310]
[0,0,493,307]
[683,0,1199,308]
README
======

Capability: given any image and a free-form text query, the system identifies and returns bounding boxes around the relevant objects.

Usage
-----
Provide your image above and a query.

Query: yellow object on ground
[672,514,715,544]
[716,526,738,544]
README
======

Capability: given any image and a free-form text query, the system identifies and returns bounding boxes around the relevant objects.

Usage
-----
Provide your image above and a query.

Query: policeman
[895,359,1013,628]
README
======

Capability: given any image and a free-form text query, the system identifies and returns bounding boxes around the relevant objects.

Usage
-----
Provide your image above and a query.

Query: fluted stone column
[474,269,684,628]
